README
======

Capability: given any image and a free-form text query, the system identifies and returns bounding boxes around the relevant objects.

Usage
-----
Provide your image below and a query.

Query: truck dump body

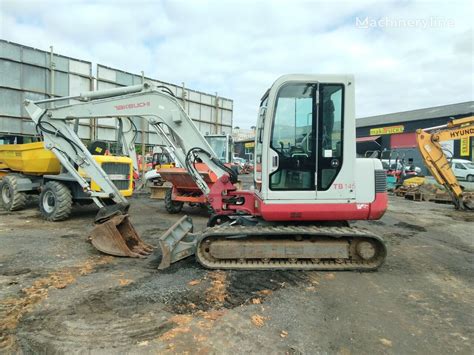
[158,163,217,192]
[0,142,61,175]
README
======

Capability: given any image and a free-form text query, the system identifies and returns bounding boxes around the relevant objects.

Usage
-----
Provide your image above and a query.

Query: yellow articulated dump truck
[0,142,134,221]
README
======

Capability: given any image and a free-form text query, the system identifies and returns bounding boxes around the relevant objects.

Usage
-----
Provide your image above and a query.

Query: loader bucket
[89,214,154,258]
[158,215,197,269]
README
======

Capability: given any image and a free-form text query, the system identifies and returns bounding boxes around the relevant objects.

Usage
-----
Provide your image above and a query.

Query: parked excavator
[24,74,388,270]
[416,116,474,210]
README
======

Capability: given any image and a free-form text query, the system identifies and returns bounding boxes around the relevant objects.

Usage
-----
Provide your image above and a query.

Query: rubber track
[40,181,72,221]
[196,224,387,271]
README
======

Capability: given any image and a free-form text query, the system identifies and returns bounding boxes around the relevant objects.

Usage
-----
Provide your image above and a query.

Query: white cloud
[0,0,472,128]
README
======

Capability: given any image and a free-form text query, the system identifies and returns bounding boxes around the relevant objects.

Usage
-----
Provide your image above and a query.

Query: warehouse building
[0,40,233,152]
[356,101,473,174]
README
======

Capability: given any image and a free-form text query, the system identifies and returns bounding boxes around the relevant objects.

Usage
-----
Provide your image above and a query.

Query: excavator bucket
[462,193,474,210]
[89,214,154,258]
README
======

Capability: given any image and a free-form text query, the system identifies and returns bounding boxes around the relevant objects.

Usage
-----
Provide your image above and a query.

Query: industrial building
[356,101,473,174]
[0,40,233,151]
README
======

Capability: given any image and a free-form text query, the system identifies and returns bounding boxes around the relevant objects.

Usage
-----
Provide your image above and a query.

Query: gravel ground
[0,178,473,354]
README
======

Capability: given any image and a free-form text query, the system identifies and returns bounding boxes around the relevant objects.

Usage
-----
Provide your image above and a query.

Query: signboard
[460,137,470,157]
[370,125,404,136]
[244,142,255,148]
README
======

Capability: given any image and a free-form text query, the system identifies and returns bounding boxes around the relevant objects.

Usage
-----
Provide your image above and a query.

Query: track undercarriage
[158,216,387,271]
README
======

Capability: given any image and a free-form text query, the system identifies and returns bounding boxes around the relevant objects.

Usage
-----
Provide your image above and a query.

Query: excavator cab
[256,77,351,202]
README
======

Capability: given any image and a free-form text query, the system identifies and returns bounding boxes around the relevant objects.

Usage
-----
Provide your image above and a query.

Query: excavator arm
[24,83,234,260]
[416,116,474,210]
[25,83,232,207]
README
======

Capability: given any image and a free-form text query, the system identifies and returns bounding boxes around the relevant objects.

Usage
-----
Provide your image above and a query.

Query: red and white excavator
[24,74,388,271]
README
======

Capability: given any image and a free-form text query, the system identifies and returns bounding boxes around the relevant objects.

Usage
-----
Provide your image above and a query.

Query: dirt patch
[0,256,113,350]
[205,271,227,305]
[383,232,416,245]
[367,220,386,226]
[164,270,310,315]
[60,233,81,239]
[394,222,427,232]
[447,212,474,222]
[0,268,32,277]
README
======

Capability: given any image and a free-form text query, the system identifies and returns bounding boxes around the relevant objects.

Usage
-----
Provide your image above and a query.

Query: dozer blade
[157,215,197,269]
[89,214,154,258]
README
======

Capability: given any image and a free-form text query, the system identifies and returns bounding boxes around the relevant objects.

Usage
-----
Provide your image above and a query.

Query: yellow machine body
[79,155,134,197]
[0,142,133,197]
[402,176,426,187]
[0,142,61,175]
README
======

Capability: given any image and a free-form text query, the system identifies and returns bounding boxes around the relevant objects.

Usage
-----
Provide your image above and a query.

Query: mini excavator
[24,74,388,270]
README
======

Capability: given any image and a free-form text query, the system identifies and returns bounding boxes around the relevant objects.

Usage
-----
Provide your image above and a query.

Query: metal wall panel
[97,127,116,141]
[0,89,22,116]
[77,124,91,140]
[0,60,21,88]
[22,120,37,135]
[23,47,47,67]
[0,117,22,134]
[96,64,233,143]
[69,59,90,76]
[54,55,69,72]
[23,64,47,92]
[53,71,69,96]
[0,40,93,138]
[222,110,232,126]
[97,66,116,82]
[0,39,232,144]
[201,94,213,105]
[0,41,21,61]
[69,74,90,95]
[189,91,200,102]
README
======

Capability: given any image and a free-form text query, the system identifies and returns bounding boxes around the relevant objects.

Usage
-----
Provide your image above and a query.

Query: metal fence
[0,40,233,147]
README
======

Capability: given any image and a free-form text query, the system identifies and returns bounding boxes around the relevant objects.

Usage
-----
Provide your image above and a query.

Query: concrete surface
[0,178,473,354]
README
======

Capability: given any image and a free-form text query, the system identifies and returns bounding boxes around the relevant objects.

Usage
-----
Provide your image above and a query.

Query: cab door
[266,82,317,200]
[264,80,350,201]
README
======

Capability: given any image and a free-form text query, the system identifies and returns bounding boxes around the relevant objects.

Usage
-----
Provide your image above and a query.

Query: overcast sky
[1,0,472,128]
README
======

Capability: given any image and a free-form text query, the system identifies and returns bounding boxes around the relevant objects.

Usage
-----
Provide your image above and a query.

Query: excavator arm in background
[416,116,474,210]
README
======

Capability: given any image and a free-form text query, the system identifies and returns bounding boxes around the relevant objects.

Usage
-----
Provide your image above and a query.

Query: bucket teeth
[89,214,153,258]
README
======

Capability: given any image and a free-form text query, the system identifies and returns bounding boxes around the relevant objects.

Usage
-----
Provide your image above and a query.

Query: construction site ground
[1,175,473,354]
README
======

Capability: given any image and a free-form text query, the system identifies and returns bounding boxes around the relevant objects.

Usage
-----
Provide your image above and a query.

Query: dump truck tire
[164,188,183,214]
[39,181,72,221]
[0,175,27,211]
